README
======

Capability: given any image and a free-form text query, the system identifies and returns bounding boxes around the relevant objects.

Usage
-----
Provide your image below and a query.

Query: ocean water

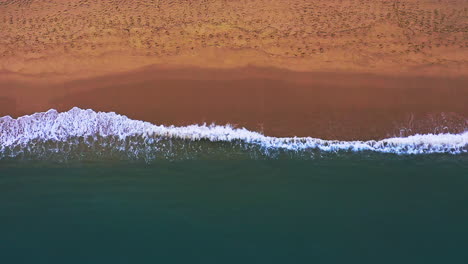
[1,108,467,264]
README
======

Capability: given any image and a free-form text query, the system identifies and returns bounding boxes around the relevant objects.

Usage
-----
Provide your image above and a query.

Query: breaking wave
[0,108,467,161]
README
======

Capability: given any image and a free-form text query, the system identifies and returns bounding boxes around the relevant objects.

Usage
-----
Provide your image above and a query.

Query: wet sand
[1,66,466,140]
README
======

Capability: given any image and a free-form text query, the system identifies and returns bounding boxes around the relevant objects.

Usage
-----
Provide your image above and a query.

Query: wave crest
[1,107,467,161]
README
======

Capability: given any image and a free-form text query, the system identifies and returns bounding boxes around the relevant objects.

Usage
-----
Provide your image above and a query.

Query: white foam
[0,107,467,155]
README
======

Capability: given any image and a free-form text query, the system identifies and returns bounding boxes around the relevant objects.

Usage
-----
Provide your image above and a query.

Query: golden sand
[1,0,467,81]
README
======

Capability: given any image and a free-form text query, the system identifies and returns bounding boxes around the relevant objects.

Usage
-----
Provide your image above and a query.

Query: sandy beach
[0,0,467,140]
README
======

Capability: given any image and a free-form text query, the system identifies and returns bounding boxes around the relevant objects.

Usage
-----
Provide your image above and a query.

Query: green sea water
[1,157,467,264]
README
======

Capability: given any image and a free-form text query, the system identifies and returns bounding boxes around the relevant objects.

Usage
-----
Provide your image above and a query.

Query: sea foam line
[0,107,467,155]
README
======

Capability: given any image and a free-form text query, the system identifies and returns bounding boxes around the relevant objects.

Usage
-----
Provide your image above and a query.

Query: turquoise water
[1,108,467,263]
[1,157,467,264]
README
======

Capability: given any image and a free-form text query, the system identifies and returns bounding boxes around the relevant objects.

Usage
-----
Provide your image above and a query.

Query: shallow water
[1,108,466,162]
[1,158,467,264]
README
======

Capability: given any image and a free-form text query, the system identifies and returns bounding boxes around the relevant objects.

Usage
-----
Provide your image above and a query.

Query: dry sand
[1,0,467,78]
[0,0,467,139]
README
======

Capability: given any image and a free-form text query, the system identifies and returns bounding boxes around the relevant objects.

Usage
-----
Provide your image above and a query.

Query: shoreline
[1,65,466,140]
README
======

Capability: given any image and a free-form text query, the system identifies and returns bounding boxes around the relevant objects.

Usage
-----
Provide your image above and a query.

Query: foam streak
[1,108,467,156]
